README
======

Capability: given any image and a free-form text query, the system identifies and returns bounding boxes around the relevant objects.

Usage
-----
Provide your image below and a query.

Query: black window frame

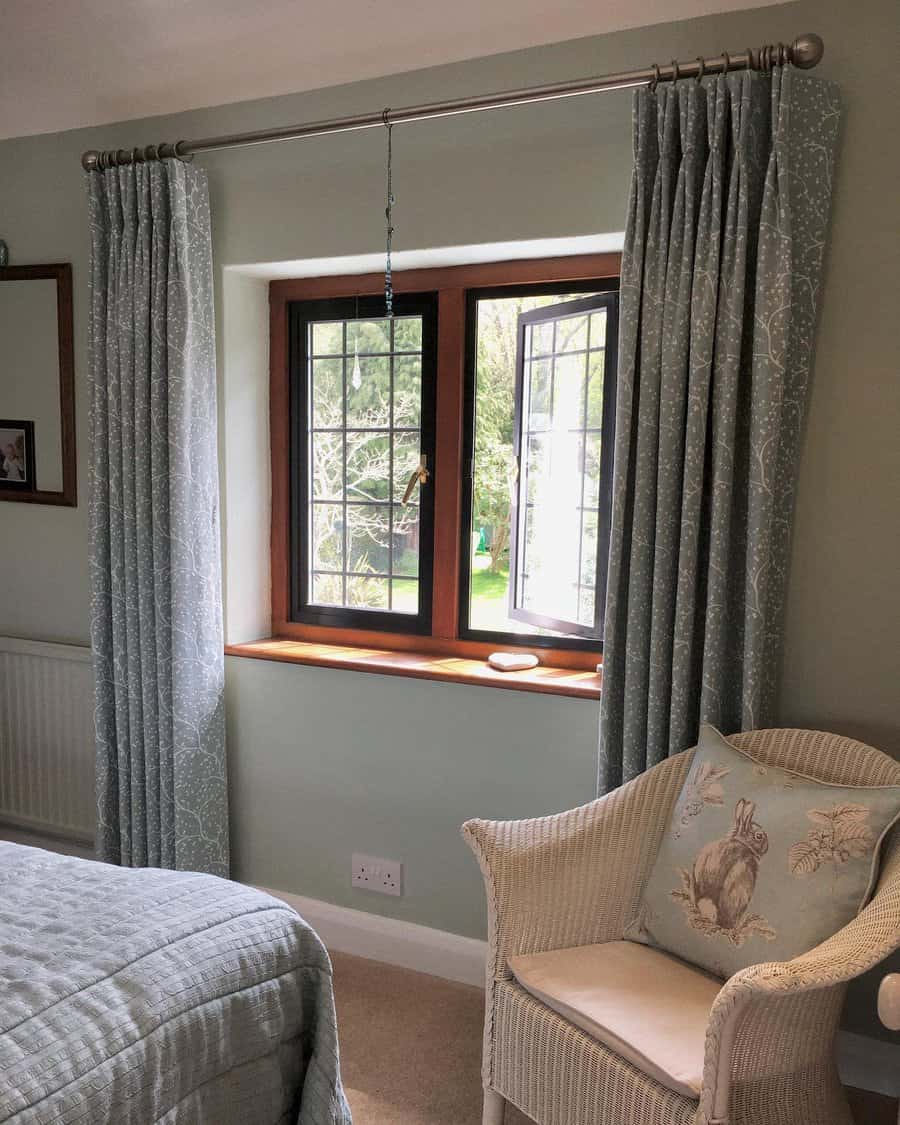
[459,279,619,652]
[289,292,439,635]
[509,292,619,639]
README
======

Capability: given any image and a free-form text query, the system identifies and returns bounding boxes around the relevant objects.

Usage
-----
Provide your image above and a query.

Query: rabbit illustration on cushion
[689,798,769,930]
[625,726,900,977]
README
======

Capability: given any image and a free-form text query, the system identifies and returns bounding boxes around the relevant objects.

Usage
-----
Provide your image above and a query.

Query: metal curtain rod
[81,33,823,171]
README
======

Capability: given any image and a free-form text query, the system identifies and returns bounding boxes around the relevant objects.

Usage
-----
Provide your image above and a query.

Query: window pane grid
[517,573,588,613]
[462,288,614,642]
[341,322,348,605]
[575,310,592,628]
[524,345,606,362]
[521,426,604,436]
[310,426,419,435]
[311,349,422,359]
[311,499,418,509]
[522,501,595,512]
[306,314,423,615]
[388,317,394,609]
[313,569,419,580]
[515,300,608,632]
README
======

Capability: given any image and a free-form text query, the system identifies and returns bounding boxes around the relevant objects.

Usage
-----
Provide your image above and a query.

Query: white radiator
[0,636,95,845]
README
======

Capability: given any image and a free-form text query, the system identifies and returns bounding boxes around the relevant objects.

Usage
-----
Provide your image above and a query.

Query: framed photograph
[0,420,36,491]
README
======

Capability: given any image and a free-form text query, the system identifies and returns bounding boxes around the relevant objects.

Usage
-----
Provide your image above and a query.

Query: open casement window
[289,293,438,634]
[508,293,618,639]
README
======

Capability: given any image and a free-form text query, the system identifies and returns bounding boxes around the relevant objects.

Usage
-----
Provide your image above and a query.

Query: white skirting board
[261,887,488,988]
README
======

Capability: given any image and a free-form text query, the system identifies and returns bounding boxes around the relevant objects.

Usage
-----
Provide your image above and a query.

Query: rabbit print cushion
[624,725,900,979]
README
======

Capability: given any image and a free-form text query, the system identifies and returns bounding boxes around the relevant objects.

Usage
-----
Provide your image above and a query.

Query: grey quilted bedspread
[0,844,352,1125]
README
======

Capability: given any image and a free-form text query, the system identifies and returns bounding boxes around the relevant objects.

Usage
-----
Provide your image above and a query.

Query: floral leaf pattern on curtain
[88,159,229,876]
[599,70,841,791]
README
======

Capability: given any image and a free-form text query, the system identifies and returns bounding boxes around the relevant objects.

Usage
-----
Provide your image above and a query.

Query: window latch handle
[401,455,429,504]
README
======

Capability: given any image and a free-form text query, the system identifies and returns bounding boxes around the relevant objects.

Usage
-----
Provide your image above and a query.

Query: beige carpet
[332,952,530,1125]
[331,952,896,1125]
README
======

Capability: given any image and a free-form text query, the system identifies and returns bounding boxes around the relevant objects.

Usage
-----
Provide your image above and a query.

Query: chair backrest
[728,727,900,788]
[727,728,900,898]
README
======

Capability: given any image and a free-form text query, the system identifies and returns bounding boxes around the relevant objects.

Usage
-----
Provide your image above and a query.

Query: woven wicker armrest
[700,836,900,1124]
[462,756,690,980]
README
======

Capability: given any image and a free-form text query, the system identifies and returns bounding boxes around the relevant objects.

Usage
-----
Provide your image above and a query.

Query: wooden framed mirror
[0,263,76,506]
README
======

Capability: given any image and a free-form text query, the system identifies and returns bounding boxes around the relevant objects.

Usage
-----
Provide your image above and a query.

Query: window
[461,284,618,650]
[512,295,617,636]
[290,294,437,634]
[270,254,621,679]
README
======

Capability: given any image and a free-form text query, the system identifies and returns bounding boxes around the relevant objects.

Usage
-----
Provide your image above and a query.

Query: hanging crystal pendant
[351,347,362,391]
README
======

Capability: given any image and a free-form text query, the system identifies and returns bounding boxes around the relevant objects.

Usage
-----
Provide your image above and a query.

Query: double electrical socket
[351,852,403,897]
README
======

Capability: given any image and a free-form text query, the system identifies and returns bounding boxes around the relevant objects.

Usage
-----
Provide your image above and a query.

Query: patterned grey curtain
[88,160,229,876]
[599,68,841,792]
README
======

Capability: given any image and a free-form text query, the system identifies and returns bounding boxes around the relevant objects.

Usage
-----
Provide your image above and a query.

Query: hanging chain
[383,109,395,318]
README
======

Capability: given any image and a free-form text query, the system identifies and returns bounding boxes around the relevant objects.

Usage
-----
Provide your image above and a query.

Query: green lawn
[470,562,509,603]
[470,556,526,632]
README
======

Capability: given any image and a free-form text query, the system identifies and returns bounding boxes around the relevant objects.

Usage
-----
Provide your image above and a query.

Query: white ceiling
[1,0,782,142]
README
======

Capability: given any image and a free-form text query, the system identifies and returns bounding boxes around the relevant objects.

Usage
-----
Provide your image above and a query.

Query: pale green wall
[0,0,898,1034]
[226,656,600,936]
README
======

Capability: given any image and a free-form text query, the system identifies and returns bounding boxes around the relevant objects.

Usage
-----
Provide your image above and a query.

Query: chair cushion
[624,725,900,979]
[508,940,721,1099]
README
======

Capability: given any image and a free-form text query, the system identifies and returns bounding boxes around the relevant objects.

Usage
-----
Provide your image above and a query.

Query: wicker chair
[462,729,900,1125]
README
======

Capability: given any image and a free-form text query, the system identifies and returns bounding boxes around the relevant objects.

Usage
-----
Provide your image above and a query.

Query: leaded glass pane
[305,313,424,614]
[467,289,612,639]
[510,295,612,636]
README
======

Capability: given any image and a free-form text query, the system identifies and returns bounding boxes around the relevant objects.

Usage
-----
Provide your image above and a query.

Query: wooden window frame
[267,252,621,676]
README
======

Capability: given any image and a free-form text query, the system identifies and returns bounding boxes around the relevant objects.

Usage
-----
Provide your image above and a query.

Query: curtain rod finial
[82,150,100,172]
[790,33,824,69]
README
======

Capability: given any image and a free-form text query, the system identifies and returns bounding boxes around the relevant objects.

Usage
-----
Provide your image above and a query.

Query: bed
[0,843,352,1124]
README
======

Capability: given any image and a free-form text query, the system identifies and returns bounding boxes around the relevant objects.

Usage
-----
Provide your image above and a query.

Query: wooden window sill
[225,639,601,700]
